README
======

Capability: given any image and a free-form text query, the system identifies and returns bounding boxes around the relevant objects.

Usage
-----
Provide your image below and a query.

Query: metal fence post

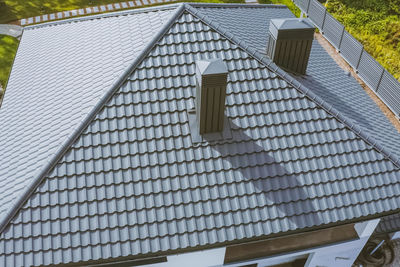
[355,49,363,71]
[306,0,311,13]
[376,68,385,93]
[337,26,345,51]
[320,9,327,32]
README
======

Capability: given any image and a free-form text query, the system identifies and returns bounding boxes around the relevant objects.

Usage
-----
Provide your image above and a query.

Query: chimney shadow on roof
[206,119,324,232]
[293,66,374,131]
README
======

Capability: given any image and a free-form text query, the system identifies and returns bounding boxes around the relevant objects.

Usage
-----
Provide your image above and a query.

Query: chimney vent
[195,58,228,135]
[267,18,315,75]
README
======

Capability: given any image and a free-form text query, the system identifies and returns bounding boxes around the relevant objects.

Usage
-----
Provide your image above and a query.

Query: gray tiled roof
[197,3,400,159]
[0,4,175,234]
[194,3,294,53]
[1,3,400,267]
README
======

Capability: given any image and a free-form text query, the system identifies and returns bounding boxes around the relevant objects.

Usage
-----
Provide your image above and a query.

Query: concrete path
[0,24,22,38]
[18,0,258,26]
[20,0,173,26]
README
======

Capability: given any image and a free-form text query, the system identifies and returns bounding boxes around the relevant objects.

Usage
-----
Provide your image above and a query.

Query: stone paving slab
[0,24,23,37]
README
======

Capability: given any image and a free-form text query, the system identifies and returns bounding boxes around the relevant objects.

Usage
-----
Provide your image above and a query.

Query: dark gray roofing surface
[1,3,400,267]
[0,4,176,235]
[197,4,400,159]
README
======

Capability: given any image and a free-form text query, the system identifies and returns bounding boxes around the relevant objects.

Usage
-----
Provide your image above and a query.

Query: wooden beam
[224,223,358,264]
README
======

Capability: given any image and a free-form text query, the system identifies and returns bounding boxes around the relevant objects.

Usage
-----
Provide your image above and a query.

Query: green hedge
[327,0,400,80]
[0,35,19,91]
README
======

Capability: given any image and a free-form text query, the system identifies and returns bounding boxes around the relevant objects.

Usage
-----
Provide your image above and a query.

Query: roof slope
[197,4,400,159]
[2,5,400,266]
[0,5,176,232]
[194,3,294,53]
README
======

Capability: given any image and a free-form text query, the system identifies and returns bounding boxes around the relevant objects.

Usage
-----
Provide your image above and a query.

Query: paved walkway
[0,24,22,37]
[20,0,174,26]
[19,0,259,26]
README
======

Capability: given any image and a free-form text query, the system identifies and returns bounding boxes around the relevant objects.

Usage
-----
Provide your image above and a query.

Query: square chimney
[267,18,315,75]
[187,58,233,143]
[195,58,228,134]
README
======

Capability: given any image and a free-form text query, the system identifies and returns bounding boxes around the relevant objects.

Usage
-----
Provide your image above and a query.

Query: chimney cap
[270,18,315,31]
[267,18,315,74]
[196,58,228,75]
[269,18,315,40]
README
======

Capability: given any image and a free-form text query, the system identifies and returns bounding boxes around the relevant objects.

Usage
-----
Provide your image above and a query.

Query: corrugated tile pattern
[0,8,175,226]
[198,5,400,161]
[300,41,400,159]
[197,5,294,53]
[2,10,400,266]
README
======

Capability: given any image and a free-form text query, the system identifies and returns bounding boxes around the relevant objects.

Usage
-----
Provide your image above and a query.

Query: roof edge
[54,208,400,266]
[0,3,187,235]
[24,3,181,30]
[185,4,400,169]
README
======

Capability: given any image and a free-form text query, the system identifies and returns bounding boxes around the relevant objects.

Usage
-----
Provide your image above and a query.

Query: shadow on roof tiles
[295,74,374,131]
[206,119,324,230]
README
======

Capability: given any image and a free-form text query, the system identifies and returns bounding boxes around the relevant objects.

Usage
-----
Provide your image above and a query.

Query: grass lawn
[0,0,133,23]
[0,35,19,96]
[0,0,243,23]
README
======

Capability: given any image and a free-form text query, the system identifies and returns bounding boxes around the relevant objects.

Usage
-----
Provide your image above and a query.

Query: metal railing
[293,0,400,117]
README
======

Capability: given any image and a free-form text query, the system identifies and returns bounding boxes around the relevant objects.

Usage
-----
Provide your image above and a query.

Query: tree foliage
[327,0,400,80]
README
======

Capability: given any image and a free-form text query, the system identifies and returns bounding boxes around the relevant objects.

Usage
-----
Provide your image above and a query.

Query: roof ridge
[24,3,181,30]
[0,3,187,235]
[184,4,400,169]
